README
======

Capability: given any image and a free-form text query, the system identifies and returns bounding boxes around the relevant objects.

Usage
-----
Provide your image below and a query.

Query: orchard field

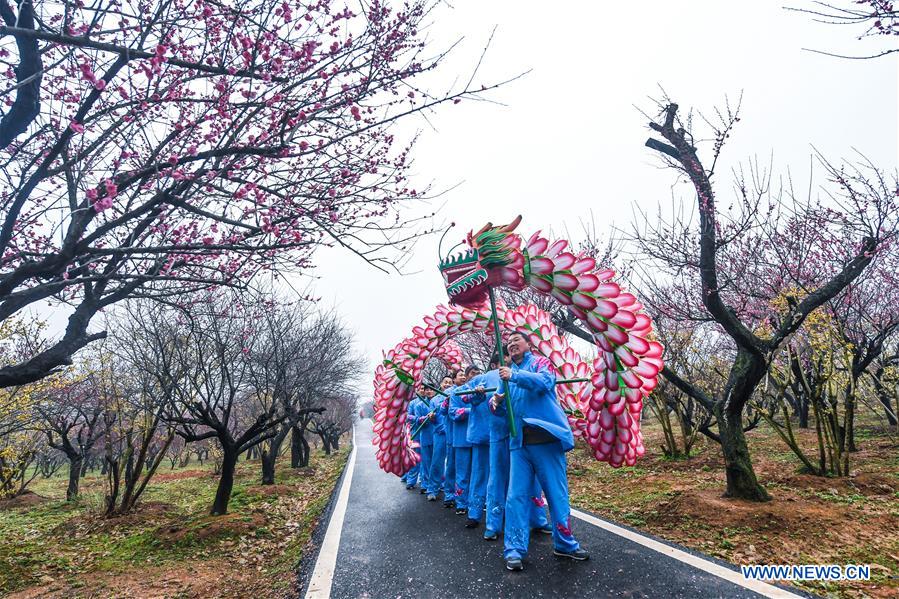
[569,415,899,599]
[1,446,350,598]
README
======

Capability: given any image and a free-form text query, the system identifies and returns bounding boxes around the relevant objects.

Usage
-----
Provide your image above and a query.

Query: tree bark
[66,456,82,501]
[299,432,310,467]
[261,448,277,485]
[211,449,239,515]
[717,350,771,501]
[261,429,288,485]
[796,395,809,429]
[291,425,311,468]
[872,367,897,427]
[877,388,897,426]
[319,432,332,455]
[290,426,302,468]
[845,390,858,452]
[717,405,770,501]
[124,448,134,486]
[104,457,120,514]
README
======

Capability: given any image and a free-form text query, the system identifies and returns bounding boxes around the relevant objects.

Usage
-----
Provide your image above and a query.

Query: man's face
[454,371,466,385]
[466,368,481,382]
[425,388,435,399]
[507,334,528,362]
[441,377,453,390]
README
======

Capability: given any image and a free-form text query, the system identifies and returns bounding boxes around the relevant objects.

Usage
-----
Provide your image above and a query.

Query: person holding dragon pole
[425,383,447,501]
[449,366,478,515]
[489,332,589,571]
[440,373,459,508]
[411,384,435,495]
[401,386,429,490]
[469,348,552,541]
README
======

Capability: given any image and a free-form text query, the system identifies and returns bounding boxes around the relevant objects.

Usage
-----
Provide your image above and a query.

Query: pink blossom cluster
[2,0,460,314]
[85,179,118,212]
[78,61,106,90]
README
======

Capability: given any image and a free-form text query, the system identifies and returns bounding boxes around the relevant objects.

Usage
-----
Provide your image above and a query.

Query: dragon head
[439,215,527,307]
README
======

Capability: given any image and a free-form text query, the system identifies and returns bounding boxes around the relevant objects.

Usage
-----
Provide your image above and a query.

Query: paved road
[304,420,807,598]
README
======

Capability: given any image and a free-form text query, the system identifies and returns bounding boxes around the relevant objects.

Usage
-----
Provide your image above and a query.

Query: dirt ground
[568,420,899,598]
[1,447,349,599]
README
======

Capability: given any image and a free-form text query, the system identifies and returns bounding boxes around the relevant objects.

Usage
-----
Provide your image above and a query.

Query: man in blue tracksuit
[402,390,426,490]
[490,332,589,571]
[440,374,457,508]
[411,385,434,495]
[462,363,492,529]
[426,384,446,501]
[449,367,475,515]
[471,355,551,541]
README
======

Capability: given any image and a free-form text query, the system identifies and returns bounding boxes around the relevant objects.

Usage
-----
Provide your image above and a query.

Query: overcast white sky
[295,0,898,382]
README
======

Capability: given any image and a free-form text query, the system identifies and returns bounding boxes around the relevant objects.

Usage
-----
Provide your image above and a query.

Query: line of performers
[401,332,590,571]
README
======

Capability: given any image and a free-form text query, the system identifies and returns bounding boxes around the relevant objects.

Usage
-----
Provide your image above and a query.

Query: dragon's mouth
[440,247,486,302]
[445,268,488,298]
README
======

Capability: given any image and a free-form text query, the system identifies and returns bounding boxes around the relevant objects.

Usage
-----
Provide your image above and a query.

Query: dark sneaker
[406,484,415,490]
[465,518,479,529]
[443,501,454,509]
[427,494,437,501]
[455,508,466,515]
[483,530,498,541]
[532,525,553,535]
[553,548,589,561]
[505,557,523,571]
[420,488,427,494]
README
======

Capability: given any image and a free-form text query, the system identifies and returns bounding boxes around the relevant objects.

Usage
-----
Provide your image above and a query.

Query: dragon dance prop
[371,216,663,475]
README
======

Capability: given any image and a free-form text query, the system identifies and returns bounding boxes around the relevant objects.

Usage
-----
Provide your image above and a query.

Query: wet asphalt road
[325,421,781,598]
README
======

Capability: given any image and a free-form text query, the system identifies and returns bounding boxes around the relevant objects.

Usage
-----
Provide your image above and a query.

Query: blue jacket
[464,372,496,445]
[441,386,454,441]
[492,351,574,452]
[410,395,434,446]
[430,394,447,436]
[470,370,510,442]
[449,385,472,448]
[407,396,422,443]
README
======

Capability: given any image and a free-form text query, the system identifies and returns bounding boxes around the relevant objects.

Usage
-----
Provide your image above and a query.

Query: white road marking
[571,509,805,599]
[305,423,359,599]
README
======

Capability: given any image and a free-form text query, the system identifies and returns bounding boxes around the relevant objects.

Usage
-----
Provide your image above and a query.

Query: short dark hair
[508,331,528,345]
[489,354,500,367]
[465,365,480,376]
[450,368,463,378]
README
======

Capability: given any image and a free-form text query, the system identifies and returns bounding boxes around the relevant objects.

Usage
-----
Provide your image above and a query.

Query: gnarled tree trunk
[66,456,83,501]
[717,350,770,501]
[211,449,239,515]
